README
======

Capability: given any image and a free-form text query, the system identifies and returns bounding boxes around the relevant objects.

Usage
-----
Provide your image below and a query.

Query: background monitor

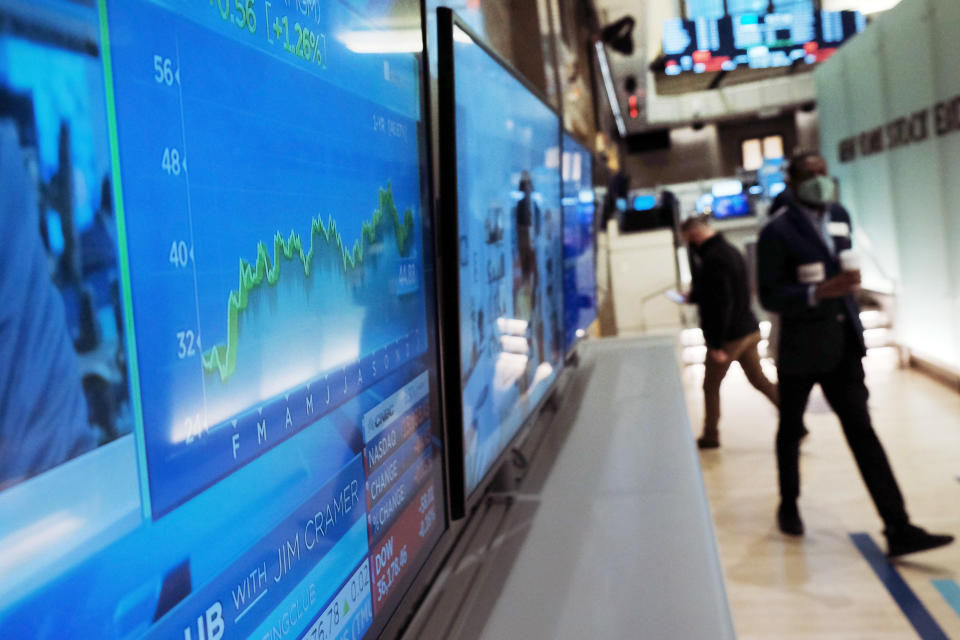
[0,1,447,638]
[633,194,658,211]
[662,6,863,74]
[562,133,597,353]
[712,193,753,218]
[696,193,715,213]
[438,9,564,507]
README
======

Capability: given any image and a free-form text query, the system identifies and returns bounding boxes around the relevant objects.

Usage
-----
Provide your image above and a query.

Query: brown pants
[702,331,778,440]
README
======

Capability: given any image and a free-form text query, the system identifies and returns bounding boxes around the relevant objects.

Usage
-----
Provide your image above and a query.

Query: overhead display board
[663,7,864,75]
[437,8,564,511]
[0,1,447,638]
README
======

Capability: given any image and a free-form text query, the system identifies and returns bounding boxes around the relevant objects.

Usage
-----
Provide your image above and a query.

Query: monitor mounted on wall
[0,2,449,638]
[436,7,565,517]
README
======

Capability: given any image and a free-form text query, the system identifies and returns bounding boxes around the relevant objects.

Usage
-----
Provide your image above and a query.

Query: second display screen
[451,22,564,495]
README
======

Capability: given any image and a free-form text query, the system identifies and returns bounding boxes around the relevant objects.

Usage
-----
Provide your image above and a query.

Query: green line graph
[201,183,415,382]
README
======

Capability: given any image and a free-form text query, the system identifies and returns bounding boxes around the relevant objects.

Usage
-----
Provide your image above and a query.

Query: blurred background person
[681,215,779,449]
[0,120,97,490]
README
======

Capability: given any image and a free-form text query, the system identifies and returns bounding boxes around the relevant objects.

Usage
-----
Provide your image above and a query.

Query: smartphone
[665,289,685,304]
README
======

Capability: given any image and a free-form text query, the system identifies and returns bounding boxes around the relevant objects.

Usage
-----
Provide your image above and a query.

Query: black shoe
[777,501,804,536]
[886,525,954,558]
[697,435,720,449]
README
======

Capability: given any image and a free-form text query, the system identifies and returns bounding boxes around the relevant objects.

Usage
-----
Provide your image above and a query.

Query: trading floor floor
[681,348,960,639]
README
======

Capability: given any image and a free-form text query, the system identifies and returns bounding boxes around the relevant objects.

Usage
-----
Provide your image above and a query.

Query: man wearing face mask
[757,152,952,556]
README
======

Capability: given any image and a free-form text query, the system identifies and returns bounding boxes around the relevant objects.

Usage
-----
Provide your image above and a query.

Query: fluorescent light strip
[339,27,473,54]
[341,29,423,54]
[595,41,626,138]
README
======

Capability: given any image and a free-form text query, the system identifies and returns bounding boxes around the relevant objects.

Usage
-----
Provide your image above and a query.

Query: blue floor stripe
[850,533,949,640]
[933,580,960,620]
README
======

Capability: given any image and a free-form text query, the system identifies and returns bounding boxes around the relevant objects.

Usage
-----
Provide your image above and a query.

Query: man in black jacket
[682,216,779,449]
[757,151,952,556]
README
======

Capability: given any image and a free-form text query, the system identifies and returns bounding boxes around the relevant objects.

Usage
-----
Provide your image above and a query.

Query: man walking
[757,151,952,556]
[682,216,779,449]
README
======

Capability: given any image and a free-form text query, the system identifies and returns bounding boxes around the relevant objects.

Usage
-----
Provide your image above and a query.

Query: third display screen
[561,134,597,352]
[452,24,564,495]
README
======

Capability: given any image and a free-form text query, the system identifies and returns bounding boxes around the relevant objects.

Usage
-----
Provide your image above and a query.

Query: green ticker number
[211,0,327,68]
[273,16,326,67]
[211,0,256,35]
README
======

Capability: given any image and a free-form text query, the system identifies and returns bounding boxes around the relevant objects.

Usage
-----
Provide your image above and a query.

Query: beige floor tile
[682,349,960,639]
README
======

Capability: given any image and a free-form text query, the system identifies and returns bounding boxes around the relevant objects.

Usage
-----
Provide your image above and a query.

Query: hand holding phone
[665,289,686,304]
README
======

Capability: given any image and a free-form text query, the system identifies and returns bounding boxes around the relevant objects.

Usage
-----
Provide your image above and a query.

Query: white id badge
[798,262,826,284]
[828,221,851,238]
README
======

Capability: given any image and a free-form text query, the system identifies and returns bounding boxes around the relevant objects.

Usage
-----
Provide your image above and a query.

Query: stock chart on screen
[106,1,431,517]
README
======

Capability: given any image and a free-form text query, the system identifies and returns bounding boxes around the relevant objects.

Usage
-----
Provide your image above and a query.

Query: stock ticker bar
[142,456,369,640]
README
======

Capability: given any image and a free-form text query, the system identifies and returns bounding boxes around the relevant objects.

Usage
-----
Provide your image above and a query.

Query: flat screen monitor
[662,7,863,75]
[437,9,564,507]
[758,157,787,198]
[0,1,447,638]
[712,193,753,219]
[696,193,715,213]
[633,194,658,211]
[561,133,597,353]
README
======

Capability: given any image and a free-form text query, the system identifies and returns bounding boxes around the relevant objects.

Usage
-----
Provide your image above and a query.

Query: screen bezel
[361,2,456,638]
[560,129,598,357]
[436,6,565,519]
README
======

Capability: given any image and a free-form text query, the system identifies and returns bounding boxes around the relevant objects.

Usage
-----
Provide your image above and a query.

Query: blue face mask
[796,175,836,207]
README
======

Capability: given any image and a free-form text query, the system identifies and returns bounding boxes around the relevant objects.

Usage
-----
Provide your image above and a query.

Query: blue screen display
[452,24,564,495]
[712,194,752,218]
[633,194,658,211]
[562,134,596,352]
[0,1,445,638]
[662,8,863,75]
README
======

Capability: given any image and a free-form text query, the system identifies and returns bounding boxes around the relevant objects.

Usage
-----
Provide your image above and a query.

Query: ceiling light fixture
[595,41,626,137]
